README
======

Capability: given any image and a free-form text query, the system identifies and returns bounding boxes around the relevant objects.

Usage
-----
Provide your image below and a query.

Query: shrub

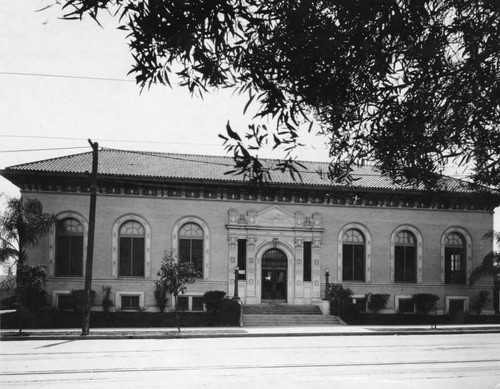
[69,289,96,312]
[219,298,241,326]
[471,290,491,315]
[102,286,114,313]
[413,293,439,314]
[328,284,352,315]
[17,264,49,312]
[203,290,226,314]
[341,302,360,323]
[366,293,390,314]
[154,286,168,313]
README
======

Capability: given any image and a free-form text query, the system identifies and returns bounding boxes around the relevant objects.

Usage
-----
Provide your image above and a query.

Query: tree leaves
[58,0,500,189]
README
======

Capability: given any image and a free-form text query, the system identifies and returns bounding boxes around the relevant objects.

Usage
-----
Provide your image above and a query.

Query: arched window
[342,229,365,282]
[179,223,203,275]
[394,230,417,283]
[119,221,145,277]
[445,232,466,284]
[55,218,84,276]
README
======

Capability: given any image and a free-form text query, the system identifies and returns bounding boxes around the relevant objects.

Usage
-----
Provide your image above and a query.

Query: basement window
[121,295,140,310]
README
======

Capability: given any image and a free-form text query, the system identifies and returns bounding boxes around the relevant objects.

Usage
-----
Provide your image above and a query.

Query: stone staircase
[241,304,345,327]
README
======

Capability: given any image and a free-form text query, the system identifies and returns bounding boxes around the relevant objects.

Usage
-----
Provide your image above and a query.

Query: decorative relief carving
[258,207,295,226]
[312,212,322,227]
[247,210,256,224]
[294,238,304,248]
[229,208,238,223]
[295,211,304,226]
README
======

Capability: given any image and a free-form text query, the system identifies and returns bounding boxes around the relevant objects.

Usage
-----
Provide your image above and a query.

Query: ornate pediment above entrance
[227,206,322,230]
[255,206,295,227]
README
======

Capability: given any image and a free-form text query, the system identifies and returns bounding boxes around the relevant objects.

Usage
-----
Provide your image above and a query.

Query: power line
[0,134,221,147]
[0,146,89,153]
[0,71,135,83]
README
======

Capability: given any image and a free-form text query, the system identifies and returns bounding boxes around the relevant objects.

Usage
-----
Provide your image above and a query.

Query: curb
[2,327,500,341]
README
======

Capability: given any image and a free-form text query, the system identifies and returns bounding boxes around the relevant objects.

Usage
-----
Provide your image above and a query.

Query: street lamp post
[324,268,330,299]
[233,266,240,301]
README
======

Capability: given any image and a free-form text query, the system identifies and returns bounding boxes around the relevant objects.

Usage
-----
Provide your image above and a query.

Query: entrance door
[261,248,287,302]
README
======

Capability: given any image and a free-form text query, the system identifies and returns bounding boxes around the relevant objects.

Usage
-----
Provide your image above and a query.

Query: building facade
[1,148,498,314]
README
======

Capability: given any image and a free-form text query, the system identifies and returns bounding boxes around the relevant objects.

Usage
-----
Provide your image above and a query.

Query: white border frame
[115,291,145,310]
[440,227,472,284]
[51,290,71,309]
[49,212,88,277]
[445,296,469,314]
[111,214,152,279]
[395,295,416,313]
[390,225,423,284]
[337,223,372,283]
[172,216,211,280]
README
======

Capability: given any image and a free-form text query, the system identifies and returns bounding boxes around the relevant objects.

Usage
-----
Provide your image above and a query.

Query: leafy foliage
[57,0,500,188]
[470,230,500,313]
[0,197,55,264]
[366,293,390,314]
[0,197,55,332]
[69,289,97,311]
[203,290,226,314]
[16,263,49,312]
[101,286,114,313]
[219,298,241,326]
[154,250,201,330]
[327,283,353,315]
[471,290,491,315]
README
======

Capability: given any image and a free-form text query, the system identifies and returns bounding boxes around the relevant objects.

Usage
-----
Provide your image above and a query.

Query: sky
[0,0,498,237]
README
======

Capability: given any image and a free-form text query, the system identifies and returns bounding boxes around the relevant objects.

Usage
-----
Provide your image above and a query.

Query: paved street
[1,333,500,389]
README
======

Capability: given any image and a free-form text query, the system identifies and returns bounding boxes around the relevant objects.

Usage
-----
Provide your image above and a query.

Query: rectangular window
[119,237,144,277]
[395,246,416,283]
[192,297,205,311]
[177,296,189,310]
[303,242,312,282]
[121,295,140,310]
[56,235,83,276]
[343,244,365,281]
[449,299,465,314]
[445,248,466,284]
[179,239,203,276]
[237,239,247,280]
[352,297,367,313]
[398,298,414,313]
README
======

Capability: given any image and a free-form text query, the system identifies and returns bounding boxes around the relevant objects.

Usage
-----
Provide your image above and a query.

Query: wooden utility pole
[82,139,98,336]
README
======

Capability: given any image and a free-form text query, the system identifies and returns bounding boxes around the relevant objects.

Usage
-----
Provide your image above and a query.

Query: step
[242,314,343,327]
[242,304,323,315]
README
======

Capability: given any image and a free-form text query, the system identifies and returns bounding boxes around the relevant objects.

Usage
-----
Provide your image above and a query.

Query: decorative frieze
[17,179,494,211]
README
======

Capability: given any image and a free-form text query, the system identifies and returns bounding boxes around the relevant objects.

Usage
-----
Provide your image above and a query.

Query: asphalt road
[1,334,500,388]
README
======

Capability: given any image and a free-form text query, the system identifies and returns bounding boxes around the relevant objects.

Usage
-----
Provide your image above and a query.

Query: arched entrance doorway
[261,248,287,302]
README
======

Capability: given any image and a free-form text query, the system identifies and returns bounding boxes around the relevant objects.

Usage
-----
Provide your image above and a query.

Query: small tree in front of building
[154,250,201,332]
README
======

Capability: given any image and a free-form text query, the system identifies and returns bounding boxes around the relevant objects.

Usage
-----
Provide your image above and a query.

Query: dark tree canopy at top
[59,0,500,188]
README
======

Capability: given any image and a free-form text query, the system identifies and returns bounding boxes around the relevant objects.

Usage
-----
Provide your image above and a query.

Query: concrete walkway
[2,323,500,340]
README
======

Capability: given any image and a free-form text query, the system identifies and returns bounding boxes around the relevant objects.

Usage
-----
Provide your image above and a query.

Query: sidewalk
[2,323,500,341]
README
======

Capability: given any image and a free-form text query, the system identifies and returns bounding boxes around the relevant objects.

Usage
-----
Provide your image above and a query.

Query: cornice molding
[16,178,496,212]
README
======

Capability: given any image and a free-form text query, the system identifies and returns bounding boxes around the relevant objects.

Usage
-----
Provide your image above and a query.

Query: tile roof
[3,148,478,193]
